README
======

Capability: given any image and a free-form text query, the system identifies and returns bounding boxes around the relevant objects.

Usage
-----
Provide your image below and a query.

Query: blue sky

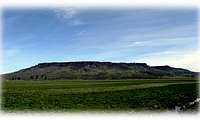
[2,8,199,73]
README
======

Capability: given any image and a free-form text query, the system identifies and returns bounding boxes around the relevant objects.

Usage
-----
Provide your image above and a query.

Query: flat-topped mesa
[36,61,148,66]
[37,61,110,66]
[33,62,149,69]
[2,61,197,80]
[35,61,112,69]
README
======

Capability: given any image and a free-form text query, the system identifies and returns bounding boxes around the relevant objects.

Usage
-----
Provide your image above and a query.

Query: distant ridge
[2,61,197,80]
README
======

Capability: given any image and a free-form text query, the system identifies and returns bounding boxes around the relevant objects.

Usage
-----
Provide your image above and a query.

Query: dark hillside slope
[152,65,194,77]
[2,61,197,80]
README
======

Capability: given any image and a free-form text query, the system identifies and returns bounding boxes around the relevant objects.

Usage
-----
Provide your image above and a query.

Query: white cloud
[54,7,78,20]
[124,36,196,48]
[136,50,200,72]
[54,7,84,26]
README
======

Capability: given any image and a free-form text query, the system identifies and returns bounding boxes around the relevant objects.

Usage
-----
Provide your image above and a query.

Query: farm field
[1,79,199,112]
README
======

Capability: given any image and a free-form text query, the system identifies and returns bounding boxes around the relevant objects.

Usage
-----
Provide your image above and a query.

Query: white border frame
[0,0,199,120]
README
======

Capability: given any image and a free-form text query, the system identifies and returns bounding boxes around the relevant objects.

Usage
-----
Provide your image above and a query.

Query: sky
[2,8,199,73]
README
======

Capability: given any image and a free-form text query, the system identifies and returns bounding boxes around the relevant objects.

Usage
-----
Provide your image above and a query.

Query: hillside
[2,61,197,80]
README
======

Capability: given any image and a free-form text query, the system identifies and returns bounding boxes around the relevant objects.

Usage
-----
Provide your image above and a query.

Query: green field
[1,79,199,112]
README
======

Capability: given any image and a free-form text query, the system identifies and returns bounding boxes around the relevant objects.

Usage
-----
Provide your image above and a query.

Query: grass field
[1,79,199,112]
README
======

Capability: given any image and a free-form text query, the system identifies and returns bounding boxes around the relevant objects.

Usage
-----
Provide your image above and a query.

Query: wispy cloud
[54,8,78,20]
[135,50,200,72]
[54,7,84,26]
[125,37,196,48]
[3,8,197,73]
[77,30,86,36]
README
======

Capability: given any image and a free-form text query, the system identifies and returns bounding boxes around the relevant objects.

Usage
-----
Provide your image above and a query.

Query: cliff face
[2,61,197,80]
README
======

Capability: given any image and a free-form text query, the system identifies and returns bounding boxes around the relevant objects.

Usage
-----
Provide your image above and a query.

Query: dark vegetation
[2,61,197,80]
[2,79,198,112]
